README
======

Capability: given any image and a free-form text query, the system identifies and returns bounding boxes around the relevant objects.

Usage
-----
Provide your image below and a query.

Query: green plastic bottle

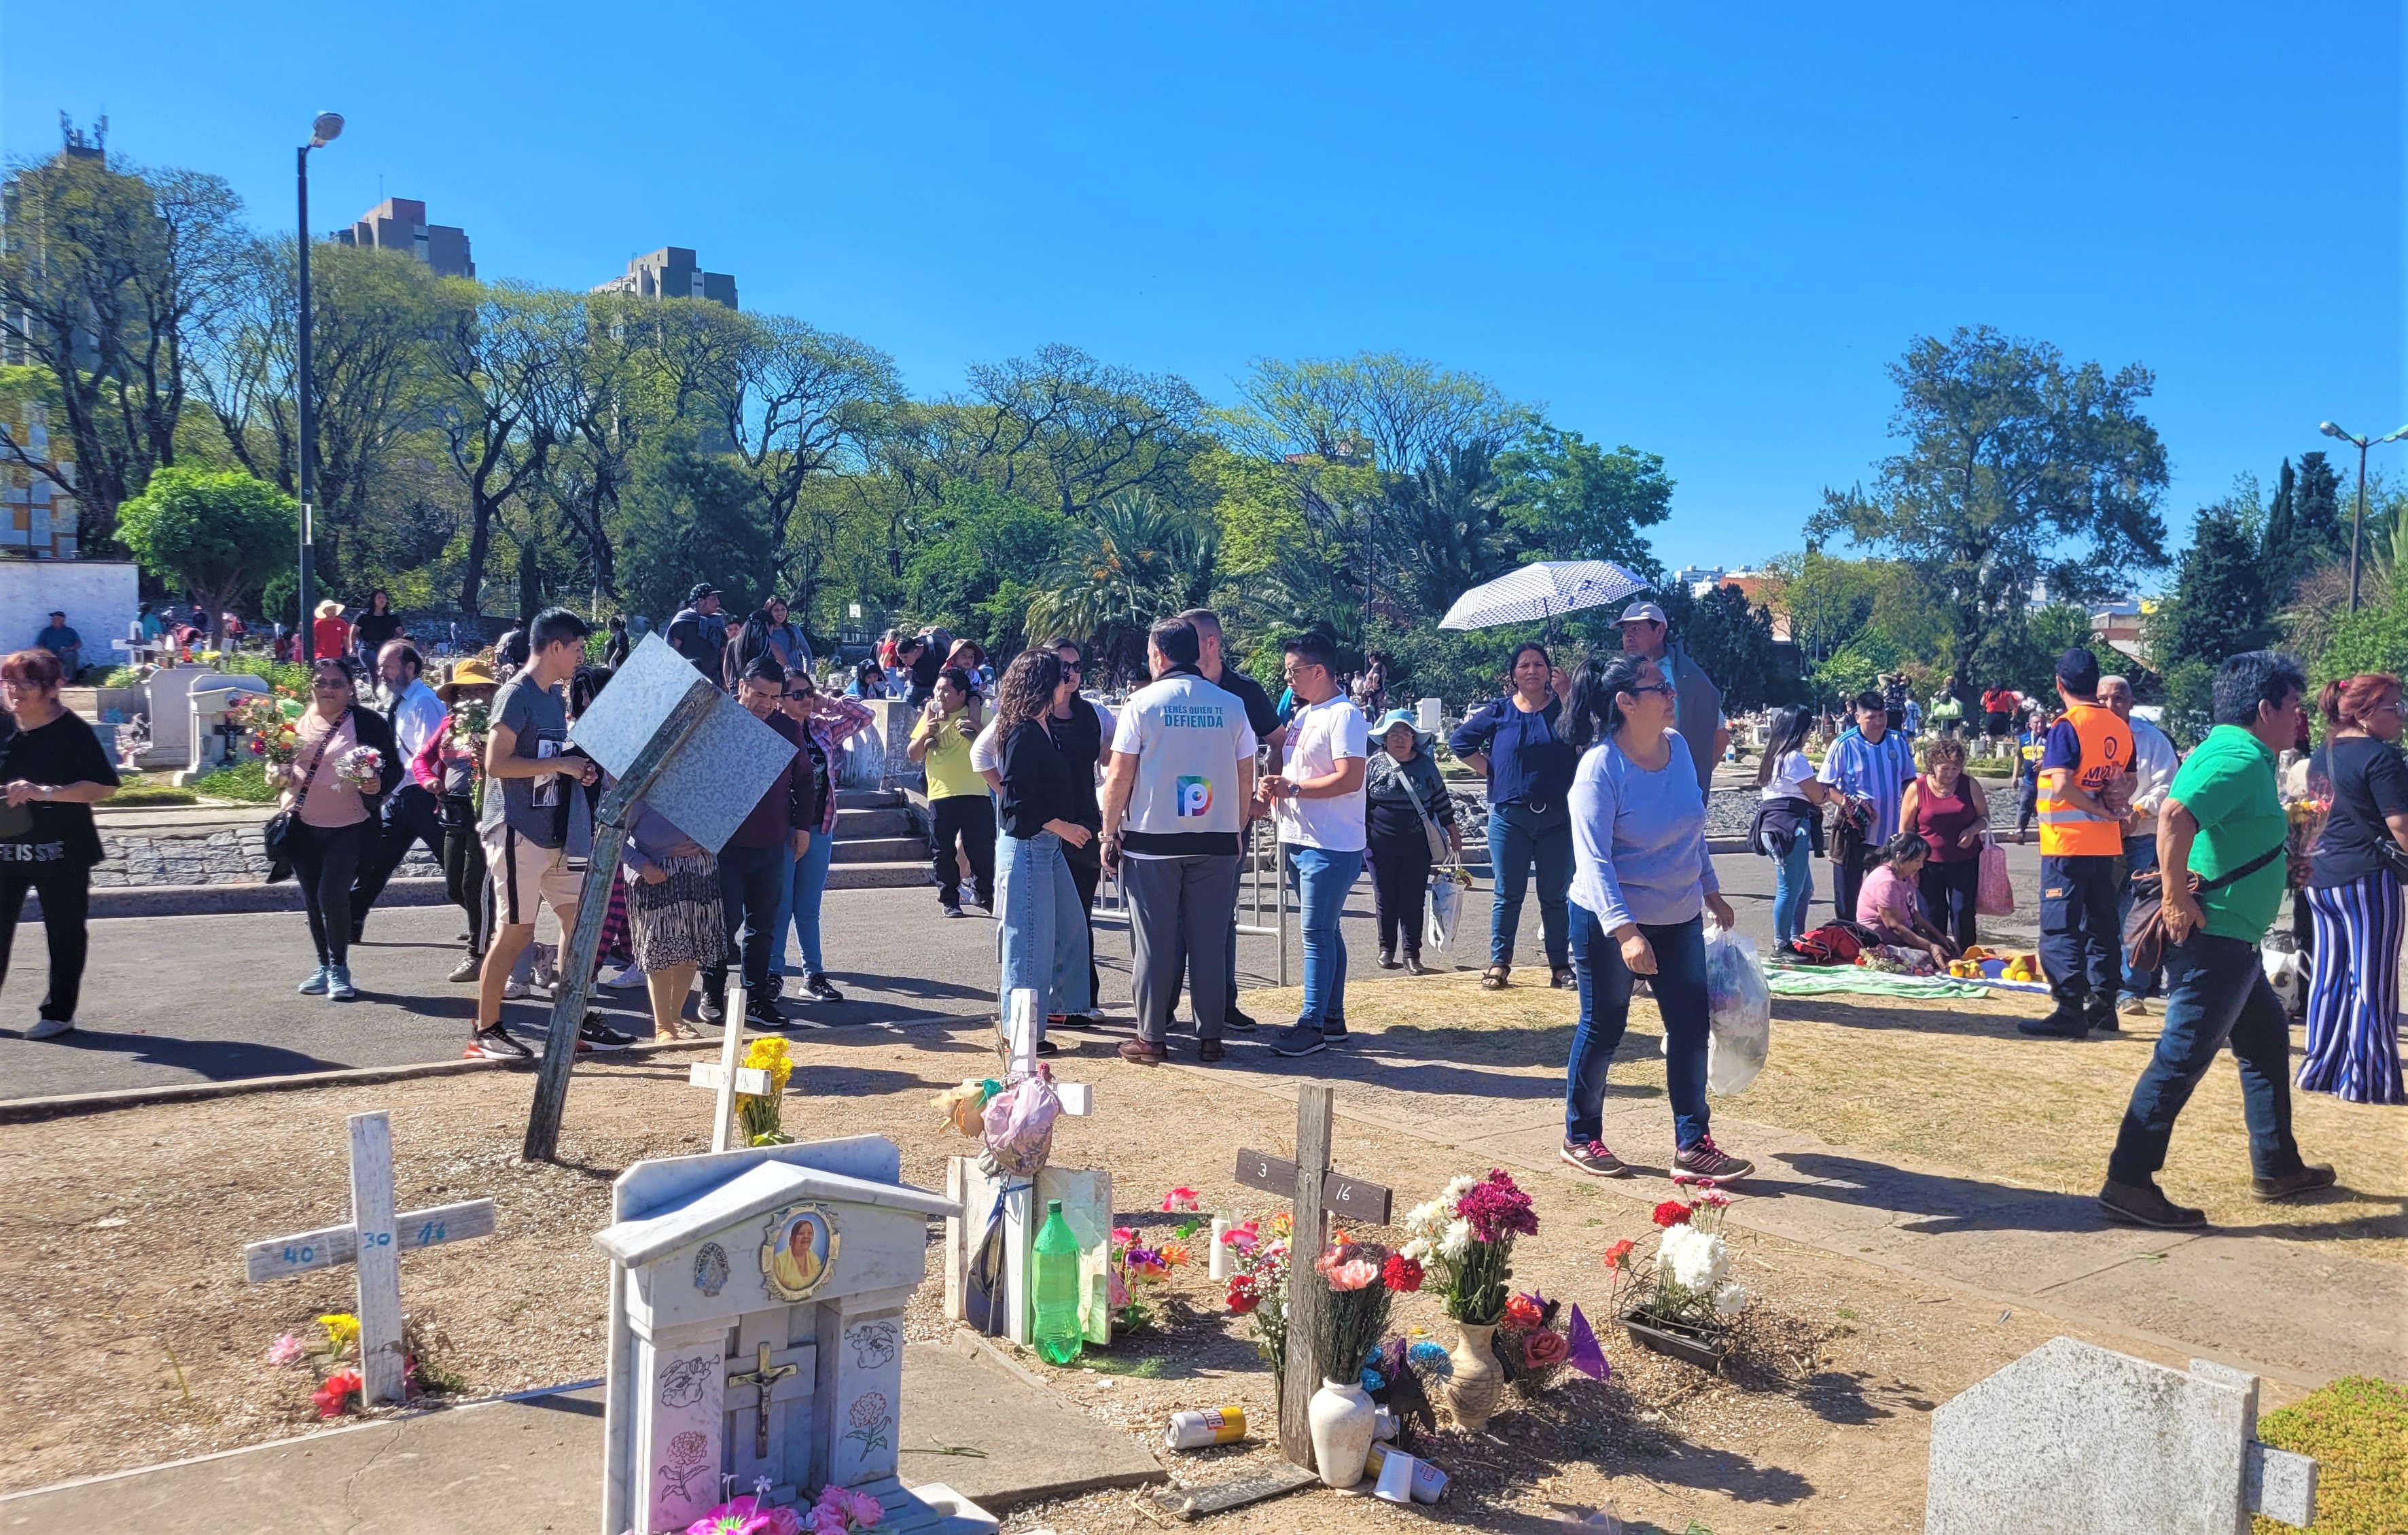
[1031,1199,1084,1365]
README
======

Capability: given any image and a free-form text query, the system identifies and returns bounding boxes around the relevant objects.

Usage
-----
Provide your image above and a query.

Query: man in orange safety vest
[2021,647,2136,1040]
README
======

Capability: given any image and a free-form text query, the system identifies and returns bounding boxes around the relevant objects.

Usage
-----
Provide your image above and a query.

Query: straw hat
[437,657,499,703]
[315,599,343,619]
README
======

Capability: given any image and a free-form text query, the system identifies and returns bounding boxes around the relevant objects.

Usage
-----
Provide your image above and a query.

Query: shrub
[2252,1375,2407,1535]
[192,761,278,805]
[107,783,198,807]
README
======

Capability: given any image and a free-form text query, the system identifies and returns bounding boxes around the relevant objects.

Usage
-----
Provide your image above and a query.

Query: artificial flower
[810,1484,881,1535]
[311,1369,362,1419]
[1657,1223,1729,1294]
[1159,1242,1192,1268]
[1713,1283,1750,1320]
[264,1333,304,1366]
[1521,1329,1570,1369]
[1408,1339,1453,1375]
[1603,1238,1636,1271]
[1457,1169,1539,1243]
[1226,1275,1261,1313]
[1650,1199,1693,1229]
[1108,1270,1130,1309]
[1360,1364,1386,1393]
[1220,1219,1260,1251]
[1161,1187,1201,1212]
[1504,1292,1544,1329]
[317,1313,360,1350]
[1381,1253,1423,1292]
[1699,1190,1732,1210]
[1110,1226,1137,1250]
[1324,1258,1381,1292]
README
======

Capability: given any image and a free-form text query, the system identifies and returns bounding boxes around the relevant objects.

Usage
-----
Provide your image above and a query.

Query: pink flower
[686,1497,802,1535]
[1110,1226,1137,1250]
[1457,1170,1539,1244]
[1220,1221,1260,1251]
[1161,1187,1201,1212]
[264,1333,304,1366]
[1699,1190,1732,1210]
[1325,1258,1381,1292]
[1108,1269,1130,1309]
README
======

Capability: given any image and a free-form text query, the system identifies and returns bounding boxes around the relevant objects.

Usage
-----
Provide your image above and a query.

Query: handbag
[1394,758,1451,864]
[2122,840,2288,975]
[262,707,349,867]
[1975,832,2015,916]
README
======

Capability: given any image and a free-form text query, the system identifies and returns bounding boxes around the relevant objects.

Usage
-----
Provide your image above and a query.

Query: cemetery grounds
[0,974,2399,1534]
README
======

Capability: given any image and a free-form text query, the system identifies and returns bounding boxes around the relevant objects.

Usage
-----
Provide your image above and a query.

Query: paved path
[0,842,2055,1102]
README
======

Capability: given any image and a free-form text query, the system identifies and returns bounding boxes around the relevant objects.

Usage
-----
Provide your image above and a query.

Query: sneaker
[940,899,965,919]
[1321,1016,1348,1041]
[470,1025,533,1061]
[1052,1011,1106,1031]
[2252,1163,2338,1203]
[597,964,643,989]
[1561,1140,1629,1177]
[802,974,846,1004]
[1671,1135,1754,1181]
[1224,1007,1259,1033]
[746,996,789,1030]
[2119,994,2152,1017]
[576,1016,638,1053]
[501,978,533,1002]
[2097,1178,2206,1229]
[2084,998,2121,1034]
[1118,1039,1166,1066]
[325,965,358,1002]
[297,966,331,995]
[2017,1009,2089,1039]
[25,1017,73,1041]
[698,985,726,1025]
[1197,1039,1227,1064]
[447,955,482,984]
[1271,1021,1328,1058]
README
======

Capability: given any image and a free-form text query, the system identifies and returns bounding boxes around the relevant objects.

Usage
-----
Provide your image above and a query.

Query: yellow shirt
[913,709,988,800]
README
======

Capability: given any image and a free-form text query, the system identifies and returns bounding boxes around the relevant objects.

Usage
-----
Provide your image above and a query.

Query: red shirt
[312,616,351,658]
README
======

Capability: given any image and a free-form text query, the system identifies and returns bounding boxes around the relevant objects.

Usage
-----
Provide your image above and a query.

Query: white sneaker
[25,1017,73,1040]
[597,964,643,989]
[501,978,535,1001]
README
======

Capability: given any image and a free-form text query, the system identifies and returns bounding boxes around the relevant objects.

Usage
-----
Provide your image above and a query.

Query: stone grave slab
[902,1333,1166,1511]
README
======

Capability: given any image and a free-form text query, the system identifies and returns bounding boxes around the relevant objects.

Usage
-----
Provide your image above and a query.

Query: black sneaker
[470,1026,533,1061]
[802,973,845,1004]
[1271,1021,1327,1058]
[940,899,965,919]
[576,1016,638,1053]
[2084,998,2121,1034]
[2252,1163,2338,1203]
[1225,1006,1258,1033]
[698,985,726,1025]
[746,996,789,1029]
[2017,1008,2089,1039]
[2098,1178,2207,1229]
[1671,1135,1754,1181]
[1321,1016,1348,1041]
[1561,1140,1629,1177]
[1052,1011,1107,1031]
[762,972,785,1002]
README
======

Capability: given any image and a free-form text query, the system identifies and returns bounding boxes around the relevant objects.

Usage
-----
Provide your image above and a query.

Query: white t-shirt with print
[1275,693,1368,852]
[1760,749,1815,802]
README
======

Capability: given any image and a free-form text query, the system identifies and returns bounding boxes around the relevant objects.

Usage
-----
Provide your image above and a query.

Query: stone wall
[90,826,438,889]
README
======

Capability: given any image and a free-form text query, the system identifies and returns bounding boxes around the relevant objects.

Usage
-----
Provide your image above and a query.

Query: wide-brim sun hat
[1373,708,1430,747]
[438,658,500,701]
[315,599,343,618]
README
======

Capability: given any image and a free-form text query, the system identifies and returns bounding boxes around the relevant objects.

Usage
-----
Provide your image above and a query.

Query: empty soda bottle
[1031,1199,1084,1365]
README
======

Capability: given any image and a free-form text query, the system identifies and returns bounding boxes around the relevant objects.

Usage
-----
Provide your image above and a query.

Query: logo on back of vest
[1176,776,1212,817]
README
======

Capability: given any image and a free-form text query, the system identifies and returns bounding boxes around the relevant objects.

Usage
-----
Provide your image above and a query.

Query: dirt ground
[0,1008,2331,1535]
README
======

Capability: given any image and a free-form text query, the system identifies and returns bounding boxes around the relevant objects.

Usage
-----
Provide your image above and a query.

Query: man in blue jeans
[1259,634,1367,1059]
[2101,651,2333,1229]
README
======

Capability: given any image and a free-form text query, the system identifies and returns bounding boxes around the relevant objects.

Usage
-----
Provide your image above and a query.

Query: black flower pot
[1620,1311,1730,1371]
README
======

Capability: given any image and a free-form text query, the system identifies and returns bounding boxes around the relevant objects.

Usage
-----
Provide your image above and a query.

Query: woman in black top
[991,650,1095,1055]
[1041,637,1113,1025]
[2300,673,2408,1104]
[0,647,119,1039]
[353,590,403,669]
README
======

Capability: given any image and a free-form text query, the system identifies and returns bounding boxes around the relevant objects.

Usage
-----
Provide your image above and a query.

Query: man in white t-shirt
[1099,619,1257,1065]
[1256,633,1367,1058]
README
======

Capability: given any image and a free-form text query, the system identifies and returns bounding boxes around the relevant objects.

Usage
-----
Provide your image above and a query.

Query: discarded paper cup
[1373,1405,1398,1442]
[1163,1405,1247,1450]
[1373,1448,1416,1503]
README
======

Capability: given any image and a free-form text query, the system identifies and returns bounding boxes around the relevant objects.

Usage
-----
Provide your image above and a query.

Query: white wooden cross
[684,979,768,1153]
[995,988,1093,1345]
[241,1110,496,1407]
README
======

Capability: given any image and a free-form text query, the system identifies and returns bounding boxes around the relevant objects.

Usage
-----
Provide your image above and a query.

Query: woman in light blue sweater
[1558,651,1752,1184]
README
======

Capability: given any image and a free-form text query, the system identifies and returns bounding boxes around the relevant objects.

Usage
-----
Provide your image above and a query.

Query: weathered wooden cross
[241,1110,495,1407]
[1233,1083,1394,1470]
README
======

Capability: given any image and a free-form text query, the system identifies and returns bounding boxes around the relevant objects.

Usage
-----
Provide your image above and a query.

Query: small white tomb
[595,1135,995,1535]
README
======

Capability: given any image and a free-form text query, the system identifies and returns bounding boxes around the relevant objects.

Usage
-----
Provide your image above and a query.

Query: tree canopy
[114,467,296,646]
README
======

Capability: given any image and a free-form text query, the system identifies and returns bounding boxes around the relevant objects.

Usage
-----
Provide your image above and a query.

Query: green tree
[902,484,1070,655]
[1813,325,2171,700]
[1495,425,1670,578]
[2148,497,2274,743]
[617,436,773,622]
[1024,489,1218,679]
[1659,582,1801,711]
[115,468,296,649]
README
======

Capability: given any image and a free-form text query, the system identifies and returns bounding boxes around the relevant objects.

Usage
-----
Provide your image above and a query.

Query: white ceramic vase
[1306,1377,1377,1487]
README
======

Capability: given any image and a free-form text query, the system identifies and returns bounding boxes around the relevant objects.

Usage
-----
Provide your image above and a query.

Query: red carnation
[1603,1237,1636,1271]
[1226,1275,1260,1314]
[1382,1254,1423,1293]
[1651,1199,1693,1228]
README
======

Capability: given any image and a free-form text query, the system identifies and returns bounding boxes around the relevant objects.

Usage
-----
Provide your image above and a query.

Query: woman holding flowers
[1557,652,1750,1182]
[272,656,402,1001]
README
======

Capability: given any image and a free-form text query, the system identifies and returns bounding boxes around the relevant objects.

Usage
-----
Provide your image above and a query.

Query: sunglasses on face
[1627,682,1673,699]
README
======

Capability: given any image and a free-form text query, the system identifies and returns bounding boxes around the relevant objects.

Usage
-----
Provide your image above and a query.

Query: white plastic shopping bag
[1701,921,1771,1094]
[1424,864,1466,953]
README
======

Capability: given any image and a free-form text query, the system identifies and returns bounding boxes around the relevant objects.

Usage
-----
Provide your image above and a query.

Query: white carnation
[1712,1282,1749,1319]
[1400,1238,1431,1263]
[1438,1220,1473,1261]
[1657,1224,1727,1295]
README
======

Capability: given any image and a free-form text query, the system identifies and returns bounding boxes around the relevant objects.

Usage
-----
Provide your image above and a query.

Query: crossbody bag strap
[292,706,349,812]
[1394,760,1440,832]
[2193,839,2288,895]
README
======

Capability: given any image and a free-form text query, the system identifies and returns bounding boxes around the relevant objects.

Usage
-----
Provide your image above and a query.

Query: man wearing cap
[32,612,79,677]
[666,584,726,684]
[2023,647,2136,1040]
[1617,601,1727,800]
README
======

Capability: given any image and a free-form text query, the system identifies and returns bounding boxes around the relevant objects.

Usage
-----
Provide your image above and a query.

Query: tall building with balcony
[592,247,738,310]
[334,198,476,279]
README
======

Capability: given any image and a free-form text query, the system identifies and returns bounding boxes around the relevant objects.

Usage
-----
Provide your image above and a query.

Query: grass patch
[107,784,198,807]
[1074,1352,1169,1378]
[2252,1376,2408,1535]
[192,762,277,805]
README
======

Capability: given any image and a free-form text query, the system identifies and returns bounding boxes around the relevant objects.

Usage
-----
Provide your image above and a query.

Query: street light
[2318,419,2408,613]
[296,111,343,659]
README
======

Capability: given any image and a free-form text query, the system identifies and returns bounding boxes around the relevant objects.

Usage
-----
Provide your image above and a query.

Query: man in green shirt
[2101,651,2334,1229]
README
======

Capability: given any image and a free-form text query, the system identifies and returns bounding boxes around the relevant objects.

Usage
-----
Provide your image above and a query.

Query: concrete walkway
[0,1337,1160,1534]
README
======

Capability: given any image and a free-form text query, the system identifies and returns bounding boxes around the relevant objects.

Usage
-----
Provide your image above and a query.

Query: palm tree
[1024,490,1218,679]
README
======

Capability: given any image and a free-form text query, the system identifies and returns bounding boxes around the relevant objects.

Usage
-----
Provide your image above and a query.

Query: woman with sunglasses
[271,656,402,1000]
[775,667,875,1004]
[1557,652,1750,1184]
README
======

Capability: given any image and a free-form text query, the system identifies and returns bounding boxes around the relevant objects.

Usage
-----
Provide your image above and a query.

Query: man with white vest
[1100,618,1258,1066]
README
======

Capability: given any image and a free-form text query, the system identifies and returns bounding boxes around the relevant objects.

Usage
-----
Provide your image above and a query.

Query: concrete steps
[826,785,931,890]
[836,805,916,839]
[834,835,928,864]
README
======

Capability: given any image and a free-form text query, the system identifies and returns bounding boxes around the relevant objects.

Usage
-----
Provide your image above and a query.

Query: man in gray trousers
[1101,618,1259,1065]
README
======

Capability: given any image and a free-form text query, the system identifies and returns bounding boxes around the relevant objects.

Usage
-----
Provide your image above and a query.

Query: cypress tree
[2261,458,2298,587]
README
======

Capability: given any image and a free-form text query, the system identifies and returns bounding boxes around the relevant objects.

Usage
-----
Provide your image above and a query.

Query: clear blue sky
[7,2,2401,582]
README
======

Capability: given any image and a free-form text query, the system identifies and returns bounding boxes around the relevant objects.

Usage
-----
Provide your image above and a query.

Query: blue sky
[7,3,2401,583]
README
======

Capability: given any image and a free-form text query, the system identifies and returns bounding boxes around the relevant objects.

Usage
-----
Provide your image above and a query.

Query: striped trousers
[2301,873,2408,1105]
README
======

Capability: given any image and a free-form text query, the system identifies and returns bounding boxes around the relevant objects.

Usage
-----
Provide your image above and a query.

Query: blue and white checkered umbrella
[1436,561,1651,631]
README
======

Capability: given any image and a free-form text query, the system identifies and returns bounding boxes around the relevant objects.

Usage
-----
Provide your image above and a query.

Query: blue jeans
[1292,845,1364,1027]
[1771,836,1815,945]
[1489,800,1572,970]
[1565,903,1712,1150]
[2107,932,2303,1186]
[2116,836,2159,1001]
[773,830,838,976]
[995,830,1091,1033]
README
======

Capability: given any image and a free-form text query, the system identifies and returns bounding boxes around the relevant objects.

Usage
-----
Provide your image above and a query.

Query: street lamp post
[2318,419,2408,614]
[296,111,344,660]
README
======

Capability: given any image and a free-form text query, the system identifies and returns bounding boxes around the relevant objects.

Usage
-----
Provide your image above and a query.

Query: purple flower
[1455,1169,1538,1244]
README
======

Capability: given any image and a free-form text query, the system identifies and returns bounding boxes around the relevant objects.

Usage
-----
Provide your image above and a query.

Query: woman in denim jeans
[1448,643,1576,990]
[990,650,1095,1056]
[1750,705,1829,945]
[1556,652,1751,1184]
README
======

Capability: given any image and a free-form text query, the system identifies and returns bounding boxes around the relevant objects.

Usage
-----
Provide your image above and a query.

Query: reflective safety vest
[2036,702,2132,857]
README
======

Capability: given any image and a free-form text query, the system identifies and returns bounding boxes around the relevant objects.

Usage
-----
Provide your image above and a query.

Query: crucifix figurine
[727,1342,798,1460]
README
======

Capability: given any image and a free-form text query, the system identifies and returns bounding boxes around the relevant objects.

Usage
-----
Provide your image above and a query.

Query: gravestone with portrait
[593,1133,997,1535]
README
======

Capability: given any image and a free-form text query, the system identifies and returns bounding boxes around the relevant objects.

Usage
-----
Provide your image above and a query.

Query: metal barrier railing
[1095,813,1292,989]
